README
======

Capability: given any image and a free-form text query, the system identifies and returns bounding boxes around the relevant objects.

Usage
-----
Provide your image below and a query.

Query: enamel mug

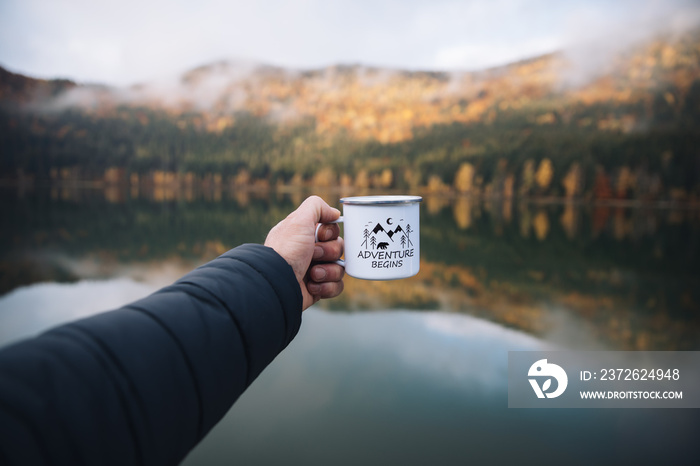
[318,195,422,280]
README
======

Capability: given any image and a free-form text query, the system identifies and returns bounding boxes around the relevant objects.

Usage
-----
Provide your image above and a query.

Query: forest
[2,87,699,203]
[2,29,700,203]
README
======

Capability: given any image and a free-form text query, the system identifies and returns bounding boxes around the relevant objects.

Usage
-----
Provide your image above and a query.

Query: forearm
[0,244,303,465]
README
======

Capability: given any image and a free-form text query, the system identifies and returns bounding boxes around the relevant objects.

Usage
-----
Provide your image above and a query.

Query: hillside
[0,66,76,107]
[1,28,700,202]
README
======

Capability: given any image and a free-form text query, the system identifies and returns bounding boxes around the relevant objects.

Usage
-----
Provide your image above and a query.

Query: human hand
[264,196,345,310]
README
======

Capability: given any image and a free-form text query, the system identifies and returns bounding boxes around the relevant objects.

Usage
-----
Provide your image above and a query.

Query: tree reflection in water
[1,187,698,350]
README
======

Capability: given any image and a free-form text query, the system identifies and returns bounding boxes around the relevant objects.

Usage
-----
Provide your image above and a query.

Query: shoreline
[1,179,698,209]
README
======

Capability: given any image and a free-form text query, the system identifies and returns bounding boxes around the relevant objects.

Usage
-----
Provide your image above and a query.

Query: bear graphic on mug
[377,242,389,250]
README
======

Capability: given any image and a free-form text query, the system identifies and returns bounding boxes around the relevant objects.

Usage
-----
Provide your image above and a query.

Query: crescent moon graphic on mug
[386,218,393,225]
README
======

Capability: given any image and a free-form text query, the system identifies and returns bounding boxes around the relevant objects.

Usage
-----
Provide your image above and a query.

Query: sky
[0,0,699,86]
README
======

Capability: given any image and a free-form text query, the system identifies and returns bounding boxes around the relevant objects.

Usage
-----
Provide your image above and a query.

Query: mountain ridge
[5,27,697,143]
[1,28,699,202]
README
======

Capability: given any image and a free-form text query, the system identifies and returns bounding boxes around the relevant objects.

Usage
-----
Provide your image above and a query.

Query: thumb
[298,196,341,225]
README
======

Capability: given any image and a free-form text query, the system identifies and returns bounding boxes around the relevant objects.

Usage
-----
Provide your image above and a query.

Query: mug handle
[315,217,345,267]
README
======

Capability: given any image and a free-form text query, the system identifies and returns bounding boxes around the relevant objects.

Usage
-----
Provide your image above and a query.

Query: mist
[2,0,698,88]
[557,0,700,87]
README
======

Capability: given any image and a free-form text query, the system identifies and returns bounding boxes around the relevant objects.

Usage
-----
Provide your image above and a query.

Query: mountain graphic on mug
[361,220,413,250]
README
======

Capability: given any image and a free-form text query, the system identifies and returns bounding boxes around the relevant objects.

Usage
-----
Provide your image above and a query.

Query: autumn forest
[1,29,700,204]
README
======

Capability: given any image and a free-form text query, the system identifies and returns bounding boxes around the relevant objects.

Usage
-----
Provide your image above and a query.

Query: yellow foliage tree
[289,173,304,187]
[454,162,475,193]
[427,174,449,192]
[616,166,635,198]
[503,174,515,198]
[378,168,393,188]
[233,169,251,186]
[561,162,581,198]
[312,167,336,187]
[355,169,370,189]
[535,158,553,190]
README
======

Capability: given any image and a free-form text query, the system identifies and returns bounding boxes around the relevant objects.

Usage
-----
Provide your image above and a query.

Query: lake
[1,186,698,464]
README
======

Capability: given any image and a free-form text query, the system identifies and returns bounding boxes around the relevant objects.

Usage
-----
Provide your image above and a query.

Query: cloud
[0,279,157,347]
[0,0,698,86]
[557,0,700,86]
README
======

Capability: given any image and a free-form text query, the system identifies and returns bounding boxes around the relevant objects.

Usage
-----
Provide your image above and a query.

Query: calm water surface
[1,187,698,464]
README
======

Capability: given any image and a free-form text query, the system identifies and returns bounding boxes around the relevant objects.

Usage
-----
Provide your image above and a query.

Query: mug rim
[340,195,423,205]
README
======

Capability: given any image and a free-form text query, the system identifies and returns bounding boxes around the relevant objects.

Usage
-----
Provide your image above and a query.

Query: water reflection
[1,187,699,350]
[12,185,700,243]
[184,308,698,466]
[0,278,158,347]
[2,277,694,466]
[1,187,699,464]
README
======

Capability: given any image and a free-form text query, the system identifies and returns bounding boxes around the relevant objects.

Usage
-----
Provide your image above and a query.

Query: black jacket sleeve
[0,244,303,466]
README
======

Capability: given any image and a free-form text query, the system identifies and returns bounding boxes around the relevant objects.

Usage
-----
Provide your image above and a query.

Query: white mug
[317,195,422,280]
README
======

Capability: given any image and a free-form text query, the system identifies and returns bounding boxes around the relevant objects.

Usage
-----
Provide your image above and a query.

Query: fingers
[313,235,343,261]
[315,223,340,243]
[307,276,344,300]
[307,262,344,299]
[310,262,344,282]
[270,195,345,310]
[307,245,345,300]
[307,221,344,304]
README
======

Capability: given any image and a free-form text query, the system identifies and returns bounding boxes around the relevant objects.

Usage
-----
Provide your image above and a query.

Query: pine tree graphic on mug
[362,219,408,250]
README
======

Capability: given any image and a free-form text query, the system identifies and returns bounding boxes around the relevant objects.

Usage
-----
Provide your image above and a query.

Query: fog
[3,0,698,89]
